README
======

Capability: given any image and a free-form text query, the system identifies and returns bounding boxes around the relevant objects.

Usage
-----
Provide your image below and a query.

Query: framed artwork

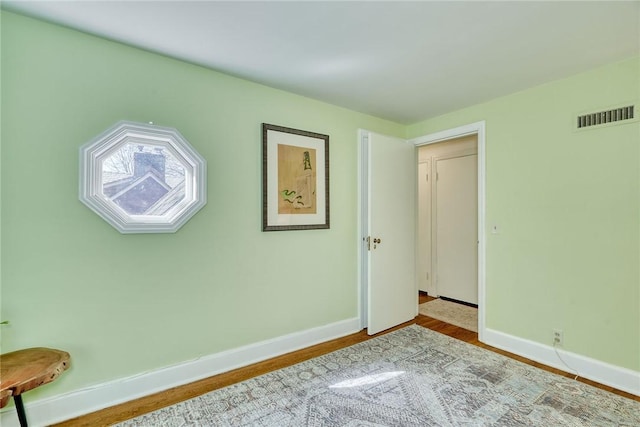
[262,123,329,231]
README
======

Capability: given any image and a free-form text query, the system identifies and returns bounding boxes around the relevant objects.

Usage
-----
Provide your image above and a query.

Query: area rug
[419,298,478,332]
[116,325,639,426]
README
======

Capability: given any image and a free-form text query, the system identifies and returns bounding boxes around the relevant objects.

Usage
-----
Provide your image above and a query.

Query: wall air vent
[577,105,634,129]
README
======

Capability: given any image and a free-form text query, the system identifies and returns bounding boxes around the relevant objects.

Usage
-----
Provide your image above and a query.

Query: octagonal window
[80,121,206,233]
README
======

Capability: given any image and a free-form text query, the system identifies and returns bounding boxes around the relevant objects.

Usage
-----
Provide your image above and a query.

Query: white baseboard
[0,317,362,427]
[483,328,640,396]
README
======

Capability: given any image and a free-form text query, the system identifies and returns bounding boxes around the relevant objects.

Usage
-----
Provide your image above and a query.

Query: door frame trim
[408,121,486,342]
[357,129,370,330]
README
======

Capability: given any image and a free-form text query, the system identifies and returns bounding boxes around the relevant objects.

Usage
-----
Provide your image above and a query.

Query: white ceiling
[3,1,639,124]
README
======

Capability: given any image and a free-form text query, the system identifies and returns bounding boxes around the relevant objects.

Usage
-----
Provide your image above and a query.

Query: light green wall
[1,9,638,406]
[408,56,640,371]
[0,11,403,401]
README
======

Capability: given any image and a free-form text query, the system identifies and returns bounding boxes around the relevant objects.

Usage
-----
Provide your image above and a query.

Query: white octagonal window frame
[80,121,206,233]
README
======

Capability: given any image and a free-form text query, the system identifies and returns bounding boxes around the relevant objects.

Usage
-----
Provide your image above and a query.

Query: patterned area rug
[117,325,639,426]
[419,298,478,332]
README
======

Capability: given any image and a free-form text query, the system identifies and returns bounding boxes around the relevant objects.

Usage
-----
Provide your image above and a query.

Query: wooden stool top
[0,389,12,410]
[0,347,70,408]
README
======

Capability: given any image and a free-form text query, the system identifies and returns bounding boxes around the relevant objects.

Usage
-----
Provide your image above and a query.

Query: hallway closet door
[434,153,478,304]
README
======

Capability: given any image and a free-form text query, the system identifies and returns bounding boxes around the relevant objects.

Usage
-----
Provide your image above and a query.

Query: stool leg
[14,395,28,427]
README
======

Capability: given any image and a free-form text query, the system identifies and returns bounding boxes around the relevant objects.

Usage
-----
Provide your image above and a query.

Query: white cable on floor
[553,341,580,381]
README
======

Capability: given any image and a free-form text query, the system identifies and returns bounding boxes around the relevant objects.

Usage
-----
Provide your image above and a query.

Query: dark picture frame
[262,123,329,231]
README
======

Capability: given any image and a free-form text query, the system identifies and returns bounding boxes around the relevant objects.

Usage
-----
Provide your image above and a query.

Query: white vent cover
[577,105,634,129]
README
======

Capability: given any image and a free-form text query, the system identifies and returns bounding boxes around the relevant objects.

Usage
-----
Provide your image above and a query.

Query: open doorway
[358,122,485,340]
[409,121,486,340]
[417,135,478,302]
[416,135,478,332]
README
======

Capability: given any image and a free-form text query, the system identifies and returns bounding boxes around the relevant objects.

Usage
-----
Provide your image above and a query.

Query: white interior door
[363,131,416,335]
[435,154,478,304]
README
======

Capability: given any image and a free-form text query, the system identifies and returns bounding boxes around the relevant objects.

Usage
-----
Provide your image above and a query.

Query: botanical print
[277,144,317,214]
[262,123,328,231]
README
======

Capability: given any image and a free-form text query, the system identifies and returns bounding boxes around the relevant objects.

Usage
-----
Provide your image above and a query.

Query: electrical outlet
[553,329,564,347]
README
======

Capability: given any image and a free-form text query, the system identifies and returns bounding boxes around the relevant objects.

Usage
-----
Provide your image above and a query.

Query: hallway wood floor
[53,295,639,426]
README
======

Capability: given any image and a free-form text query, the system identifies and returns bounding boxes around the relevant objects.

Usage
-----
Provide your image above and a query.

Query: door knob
[365,237,382,250]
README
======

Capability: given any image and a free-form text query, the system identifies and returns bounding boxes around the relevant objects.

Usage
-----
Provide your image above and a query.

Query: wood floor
[53,294,639,426]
